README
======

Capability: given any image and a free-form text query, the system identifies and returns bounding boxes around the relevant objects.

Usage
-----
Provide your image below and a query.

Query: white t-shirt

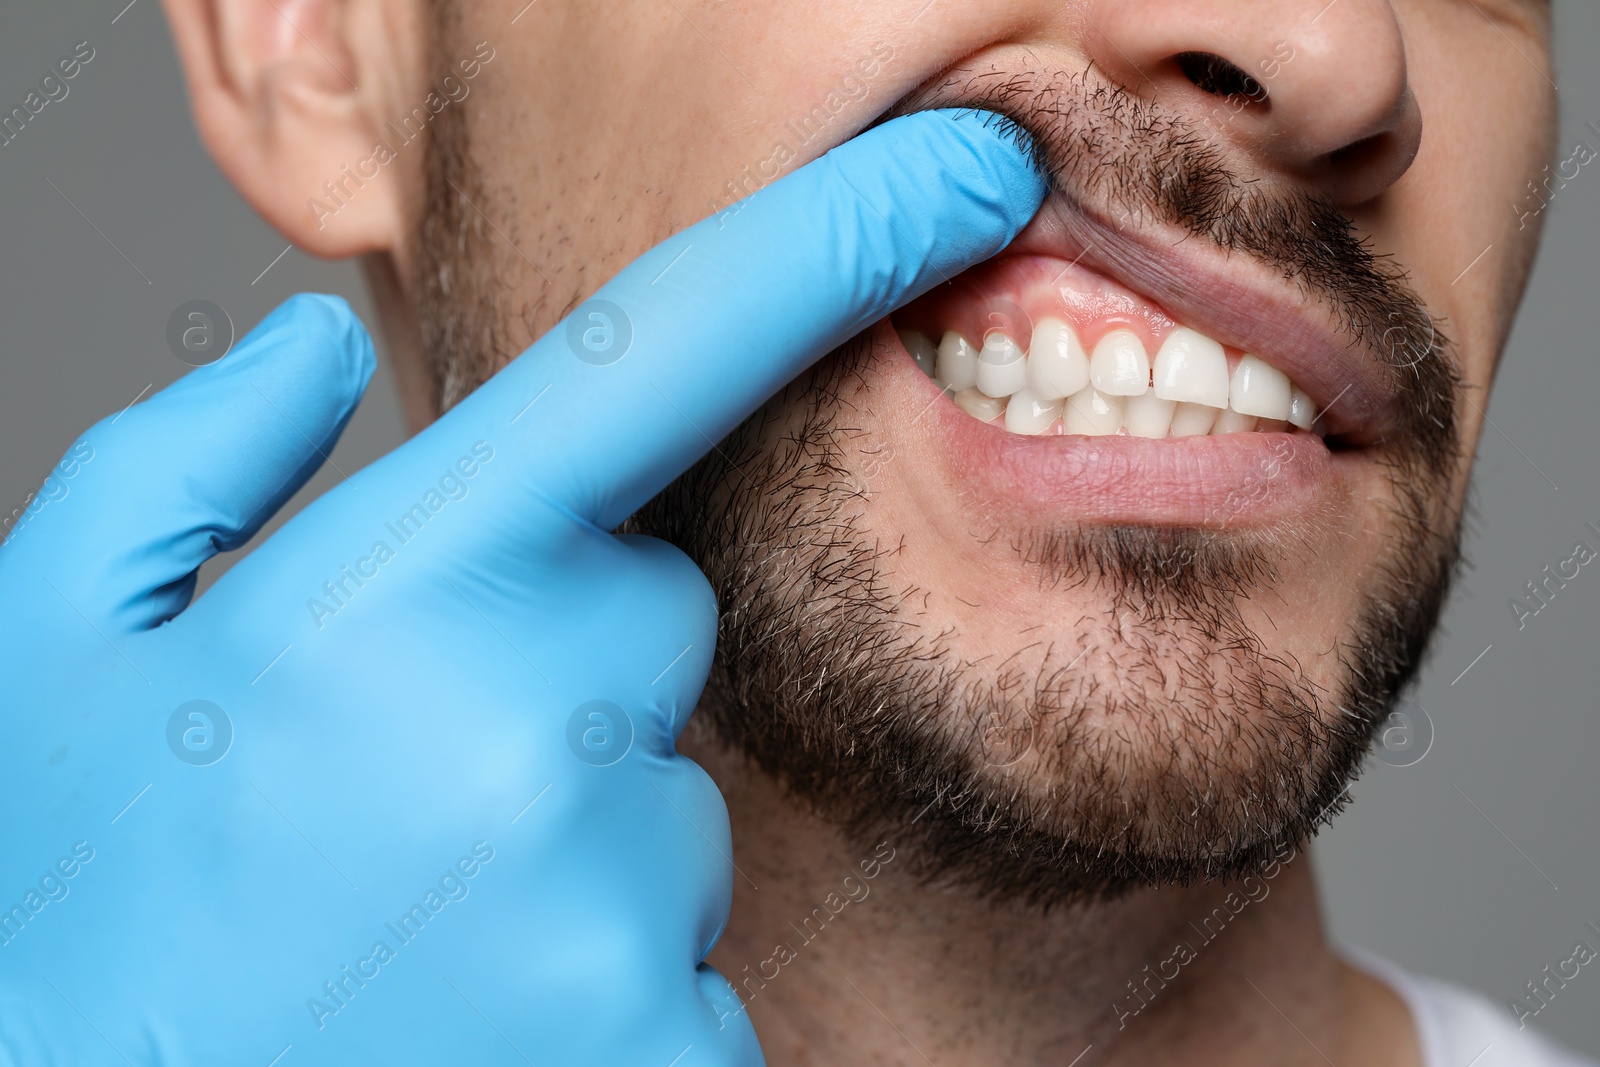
[1349,949,1598,1067]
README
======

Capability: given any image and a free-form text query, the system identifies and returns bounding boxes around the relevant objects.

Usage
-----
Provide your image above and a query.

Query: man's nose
[1079,0,1422,205]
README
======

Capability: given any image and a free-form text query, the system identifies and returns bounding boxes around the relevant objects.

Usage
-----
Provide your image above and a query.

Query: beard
[417,52,1464,908]
[625,344,1456,909]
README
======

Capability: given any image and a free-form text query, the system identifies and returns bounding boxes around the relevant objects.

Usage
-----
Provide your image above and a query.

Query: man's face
[406,0,1553,902]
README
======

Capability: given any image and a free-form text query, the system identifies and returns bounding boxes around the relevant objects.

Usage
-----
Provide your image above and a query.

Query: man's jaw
[633,62,1465,908]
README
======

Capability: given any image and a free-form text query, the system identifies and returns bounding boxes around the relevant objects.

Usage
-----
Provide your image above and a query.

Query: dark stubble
[418,59,1463,908]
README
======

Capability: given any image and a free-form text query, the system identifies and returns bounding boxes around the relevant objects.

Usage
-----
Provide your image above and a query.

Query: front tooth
[1168,402,1220,437]
[898,329,938,378]
[1211,408,1259,434]
[953,386,1004,423]
[1153,328,1229,408]
[936,331,979,391]
[1287,387,1315,430]
[1229,353,1291,420]
[1124,392,1176,438]
[977,332,1027,397]
[1003,387,1063,435]
[1062,386,1126,436]
[1089,329,1150,396]
[1026,317,1088,400]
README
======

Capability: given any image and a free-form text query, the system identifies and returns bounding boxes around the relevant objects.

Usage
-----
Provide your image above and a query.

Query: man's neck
[685,730,1420,1066]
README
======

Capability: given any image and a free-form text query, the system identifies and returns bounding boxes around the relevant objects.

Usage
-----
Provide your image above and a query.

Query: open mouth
[894,254,1320,440]
[870,210,1392,527]
[836,74,1447,530]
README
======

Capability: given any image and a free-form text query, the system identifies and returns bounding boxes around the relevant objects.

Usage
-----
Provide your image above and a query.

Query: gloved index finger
[401,109,1044,535]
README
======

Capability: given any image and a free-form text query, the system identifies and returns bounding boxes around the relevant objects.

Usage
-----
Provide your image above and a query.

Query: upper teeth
[901,321,1316,438]
[977,332,1028,398]
[1089,329,1150,396]
[1026,317,1089,399]
[1153,328,1229,408]
[936,331,980,391]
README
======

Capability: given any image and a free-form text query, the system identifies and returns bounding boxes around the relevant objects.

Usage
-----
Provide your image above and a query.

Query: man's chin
[630,341,1461,909]
[686,649,1366,906]
[689,584,1368,905]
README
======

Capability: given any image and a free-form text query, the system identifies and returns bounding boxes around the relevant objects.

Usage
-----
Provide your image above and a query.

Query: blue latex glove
[0,109,1043,1066]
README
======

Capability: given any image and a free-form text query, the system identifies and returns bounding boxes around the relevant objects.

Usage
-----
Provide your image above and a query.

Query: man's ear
[162,0,425,258]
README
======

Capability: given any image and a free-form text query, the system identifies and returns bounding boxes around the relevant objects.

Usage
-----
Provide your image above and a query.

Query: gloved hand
[0,109,1044,1065]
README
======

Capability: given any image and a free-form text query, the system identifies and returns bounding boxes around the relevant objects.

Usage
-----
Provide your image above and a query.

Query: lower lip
[878,325,1343,527]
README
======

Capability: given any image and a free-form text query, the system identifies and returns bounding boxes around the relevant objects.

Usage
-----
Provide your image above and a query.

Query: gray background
[2,0,1597,1055]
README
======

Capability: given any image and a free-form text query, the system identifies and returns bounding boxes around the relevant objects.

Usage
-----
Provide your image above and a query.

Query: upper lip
[992,192,1400,445]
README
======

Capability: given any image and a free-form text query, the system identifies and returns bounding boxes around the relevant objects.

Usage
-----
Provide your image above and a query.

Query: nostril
[1175,51,1269,110]
[1326,131,1390,171]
